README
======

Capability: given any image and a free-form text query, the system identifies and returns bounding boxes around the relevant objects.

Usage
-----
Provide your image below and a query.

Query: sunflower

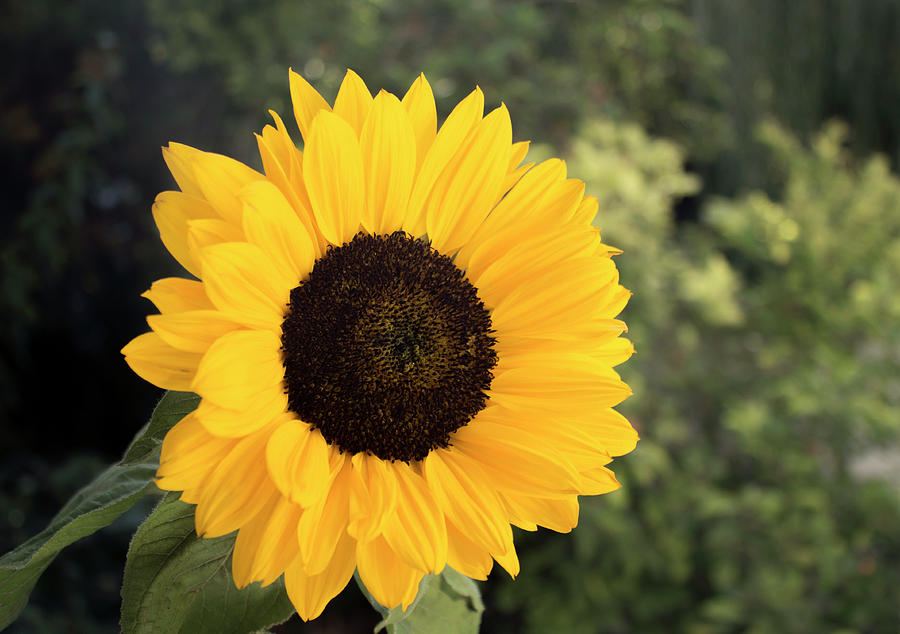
[122,68,637,620]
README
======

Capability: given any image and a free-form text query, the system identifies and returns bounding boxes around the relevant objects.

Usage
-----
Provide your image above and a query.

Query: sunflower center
[281,231,497,462]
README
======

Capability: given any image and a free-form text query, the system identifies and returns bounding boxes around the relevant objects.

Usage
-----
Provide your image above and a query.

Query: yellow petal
[191,329,286,418]
[501,492,580,534]
[194,397,286,439]
[241,180,316,282]
[401,74,437,173]
[470,224,596,304]
[479,404,637,463]
[188,150,265,226]
[147,310,242,354]
[356,535,423,610]
[348,453,398,542]
[452,418,581,497]
[381,462,447,573]
[425,104,512,254]
[161,143,204,197]
[332,69,373,136]
[573,195,598,226]
[122,332,202,391]
[195,429,279,537]
[487,363,632,415]
[256,113,321,254]
[445,521,493,581]
[494,319,628,357]
[493,542,520,578]
[423,449,512,555]
[142,277,212,313]
[151,191,217,277]
[266,420,333,507]
[156,410,238,493]
[455,158,567,268]
[596,284,631,320]
[405,87,484,235]
[284,531,356,621]
[289,68,332,145]
[197,242,291,331]
[233,493,302,588]
[360,91,417,234]
[489,256,618,334]
[303,111,365,246]
[186,218,244,261]
[577,466,622,496]
[296,456,352,575]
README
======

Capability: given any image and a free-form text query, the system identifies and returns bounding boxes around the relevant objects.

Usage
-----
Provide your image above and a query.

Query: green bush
[485,120,900,634]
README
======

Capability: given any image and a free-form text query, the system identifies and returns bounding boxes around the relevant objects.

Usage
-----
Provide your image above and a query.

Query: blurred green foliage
[3,0,900,632]
[488,119,900,633]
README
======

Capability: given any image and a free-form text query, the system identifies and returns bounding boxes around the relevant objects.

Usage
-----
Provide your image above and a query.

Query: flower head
[123,68,637,620]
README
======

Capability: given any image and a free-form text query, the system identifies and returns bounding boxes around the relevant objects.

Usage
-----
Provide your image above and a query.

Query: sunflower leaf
[0,390,196,629]
[120,493,296,634]
[368,567,484,634]
[0,463,158,629]
[120,391,200,465]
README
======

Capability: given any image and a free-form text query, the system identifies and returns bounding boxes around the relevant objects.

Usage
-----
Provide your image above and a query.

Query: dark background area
[3,0,900,632]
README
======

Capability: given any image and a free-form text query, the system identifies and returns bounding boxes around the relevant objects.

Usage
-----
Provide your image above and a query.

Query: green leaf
[120,391,200,465]
[120,493,296,634]
[360,566,484,634]
[0,390,197,629]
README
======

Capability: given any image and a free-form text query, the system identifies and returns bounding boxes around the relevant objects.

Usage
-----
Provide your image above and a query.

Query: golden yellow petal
[188,150,265,226]
[492,542,520,578]
[232,493,302,588]
[296,456,352,575]
[332,69,374,136]
[195,429,279,537]
[156,410,238,493]
[348,453,398,542]
[490,256,618,334]
[191,329,286,418]
[488,362,632,416]
[151,191,217,277]
[470,224,597,305]
[195,397,286,439]
[455,158,567,268]
[266,420,333,507]
[359,91,416,234]
[405,87,484,236]
[121,332,202,391]
[452,417,581,497]
[423,449,513,555]
[147,310,242,354]
[401,73,437,173]
[197,242,291,331]
[494,319,628,357]
[356,535,423,610]
[284,531,356,621]
[256,113,322,255]
[240,180,316,282]
[186,218,244,261]
[596,284,632,320]
[289,68,332,145]
[380,462,447,573]
[572,194,599,226]
[445,521,493,581]
[303,111,365,246]
[141,277,212,314]
[501,492,580,534]
[425,104,512,254]
[161,143,204,197]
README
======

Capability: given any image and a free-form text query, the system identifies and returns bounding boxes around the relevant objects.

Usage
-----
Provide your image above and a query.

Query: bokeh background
[3,0,900,632]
